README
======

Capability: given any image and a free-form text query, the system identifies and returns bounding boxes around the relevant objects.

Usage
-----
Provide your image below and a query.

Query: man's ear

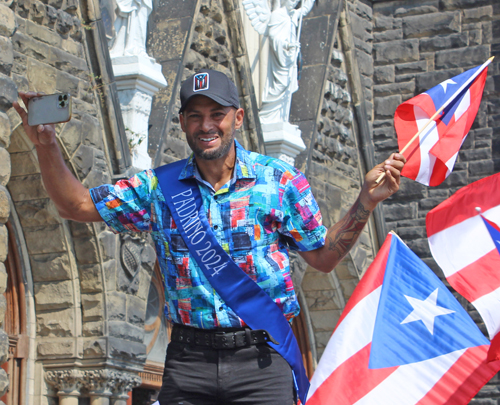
[179,113,185,132]
[234,108,244,130]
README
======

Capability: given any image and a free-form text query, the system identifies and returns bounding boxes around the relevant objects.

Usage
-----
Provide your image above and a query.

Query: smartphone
[27,93,72,126]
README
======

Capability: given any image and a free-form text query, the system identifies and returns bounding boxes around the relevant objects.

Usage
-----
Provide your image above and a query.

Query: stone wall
[0,2,16,399]
[299,0,379,359]
[371,0,500,400]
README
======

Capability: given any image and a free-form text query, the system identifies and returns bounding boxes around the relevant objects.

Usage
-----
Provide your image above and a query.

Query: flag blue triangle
[481,216,500,255]
[369,235,489,369]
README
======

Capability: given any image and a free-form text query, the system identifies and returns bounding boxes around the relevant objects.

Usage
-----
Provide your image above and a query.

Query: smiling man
[14,69,405,405]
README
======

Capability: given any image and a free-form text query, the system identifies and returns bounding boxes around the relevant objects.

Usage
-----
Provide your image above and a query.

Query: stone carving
[45,369,84,394]
[121,234,142,279]
[242,0,316,125]
[109,0,153,58]
[113,371,142,397]
[83,369,115,395]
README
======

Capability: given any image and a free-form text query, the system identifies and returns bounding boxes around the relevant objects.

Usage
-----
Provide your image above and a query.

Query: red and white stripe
[427,173,500,350]
[395,61,489,187]
[306,234,499,405]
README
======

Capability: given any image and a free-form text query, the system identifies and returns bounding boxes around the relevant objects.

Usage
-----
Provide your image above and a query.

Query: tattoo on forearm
[326,199,371,261]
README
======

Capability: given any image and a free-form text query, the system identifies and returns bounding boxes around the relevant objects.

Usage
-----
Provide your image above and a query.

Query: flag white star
[440,79,456,93]
[401,288,455,335]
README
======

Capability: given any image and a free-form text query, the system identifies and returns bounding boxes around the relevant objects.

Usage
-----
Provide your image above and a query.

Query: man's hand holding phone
[13,91,70,147]
[13,92,57,147]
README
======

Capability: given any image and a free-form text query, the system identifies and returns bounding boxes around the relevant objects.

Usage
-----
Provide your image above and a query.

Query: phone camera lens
[63,94,68,100]
[58,95,63,101]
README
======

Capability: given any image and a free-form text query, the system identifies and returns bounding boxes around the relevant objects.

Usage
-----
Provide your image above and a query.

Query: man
[14,69,405,405]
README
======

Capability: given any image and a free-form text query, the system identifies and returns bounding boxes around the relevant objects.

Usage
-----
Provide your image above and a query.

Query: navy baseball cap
[179,69,240,113]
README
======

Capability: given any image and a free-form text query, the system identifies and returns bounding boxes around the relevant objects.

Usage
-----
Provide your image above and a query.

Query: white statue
[109,0,153,58]
[243,0,315,125]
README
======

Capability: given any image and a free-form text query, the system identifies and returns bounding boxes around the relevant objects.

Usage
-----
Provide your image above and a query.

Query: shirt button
[219,306,223,311]
[214,225,218,230]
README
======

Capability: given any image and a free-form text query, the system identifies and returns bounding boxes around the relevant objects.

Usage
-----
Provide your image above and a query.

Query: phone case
[27,93,72,126]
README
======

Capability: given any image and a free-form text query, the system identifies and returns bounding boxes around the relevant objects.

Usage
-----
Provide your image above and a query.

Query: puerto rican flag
[306,232,500,405]
[427,173,500,362]
[395,59,491,186]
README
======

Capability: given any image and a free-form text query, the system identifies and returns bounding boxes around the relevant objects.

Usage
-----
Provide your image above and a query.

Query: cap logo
[193,73,209,92]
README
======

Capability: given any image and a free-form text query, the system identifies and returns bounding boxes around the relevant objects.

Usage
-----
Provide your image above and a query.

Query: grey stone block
[290,64,326,121]
[108,337,146,362]
[395,61,427,75]
[109,321,144,343]
[469,159,493,176]
[127,295,146,327]
[0,36,13,76]
[354,37,372,56]
[415,69,462,93]
[79,264,103,293]
[31,252,72,282]
[356,48,373,76]
[440,0,492,11]
[383,202,417,221]
[374,15,393,30]
[73,236,100,265]
[374,39,419,64]
[0,4,15,37]
[435,45,490,70]
[402,11,461,39]
[34,280,73,310]
[374,28,403,43]
[419,33,468,53]
[374,81,415,97]
[374,95,401,119]
[36,308,74,337]
[301,16,331,66]
[459,148,491,162]
[37,339,75,357]
[406,238,431,257]
[372,0,439,17]
[25,224,66,255]
[81,293,103,321]
[0,73,16,110]
[83,338,106,358]
[107,291,126,321]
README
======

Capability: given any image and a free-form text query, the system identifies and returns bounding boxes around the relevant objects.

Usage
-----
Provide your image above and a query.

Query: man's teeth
[200,137,216,141]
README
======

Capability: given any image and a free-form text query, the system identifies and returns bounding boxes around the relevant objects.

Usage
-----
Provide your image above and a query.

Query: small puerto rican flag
[193,72,209,92]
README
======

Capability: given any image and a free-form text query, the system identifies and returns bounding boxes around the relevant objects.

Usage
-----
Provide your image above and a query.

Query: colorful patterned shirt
[90,141,327,329]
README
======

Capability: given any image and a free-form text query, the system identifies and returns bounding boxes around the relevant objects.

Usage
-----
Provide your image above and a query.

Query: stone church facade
[0,0,498,403]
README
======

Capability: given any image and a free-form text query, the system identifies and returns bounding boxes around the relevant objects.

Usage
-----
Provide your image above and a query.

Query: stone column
[84,369,114,405]
[111,55,167,170]
[45,369,84,405]
[110,372,141,405]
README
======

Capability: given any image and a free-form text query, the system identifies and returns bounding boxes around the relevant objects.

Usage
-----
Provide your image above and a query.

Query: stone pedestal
[261,122,306,166]
[111,55,167,170]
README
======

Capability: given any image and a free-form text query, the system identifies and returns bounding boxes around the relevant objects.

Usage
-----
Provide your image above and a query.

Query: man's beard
[188,122,236,161]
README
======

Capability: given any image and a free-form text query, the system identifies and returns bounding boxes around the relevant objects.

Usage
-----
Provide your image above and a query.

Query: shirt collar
[178,140,256,182]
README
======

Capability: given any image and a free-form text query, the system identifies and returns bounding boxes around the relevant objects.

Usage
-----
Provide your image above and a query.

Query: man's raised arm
[13,92,102,223]
[299,153,406,273]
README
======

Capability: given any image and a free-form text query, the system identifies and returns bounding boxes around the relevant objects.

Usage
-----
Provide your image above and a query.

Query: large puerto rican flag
[394,58,491,186]
[426,173,500,362]
[306,233,500,405]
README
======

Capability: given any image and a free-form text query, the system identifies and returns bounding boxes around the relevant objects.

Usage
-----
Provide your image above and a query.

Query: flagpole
[375,56,494,184]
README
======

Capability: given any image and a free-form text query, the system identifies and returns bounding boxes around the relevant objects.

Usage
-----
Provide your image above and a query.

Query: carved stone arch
[6,123,84,386]
[0,186,39,404]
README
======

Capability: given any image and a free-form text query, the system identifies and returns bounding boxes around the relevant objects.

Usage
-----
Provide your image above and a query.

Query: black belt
[171,324,278,350]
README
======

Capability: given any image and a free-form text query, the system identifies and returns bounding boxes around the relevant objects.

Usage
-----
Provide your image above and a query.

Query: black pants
[157,332,294,404]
